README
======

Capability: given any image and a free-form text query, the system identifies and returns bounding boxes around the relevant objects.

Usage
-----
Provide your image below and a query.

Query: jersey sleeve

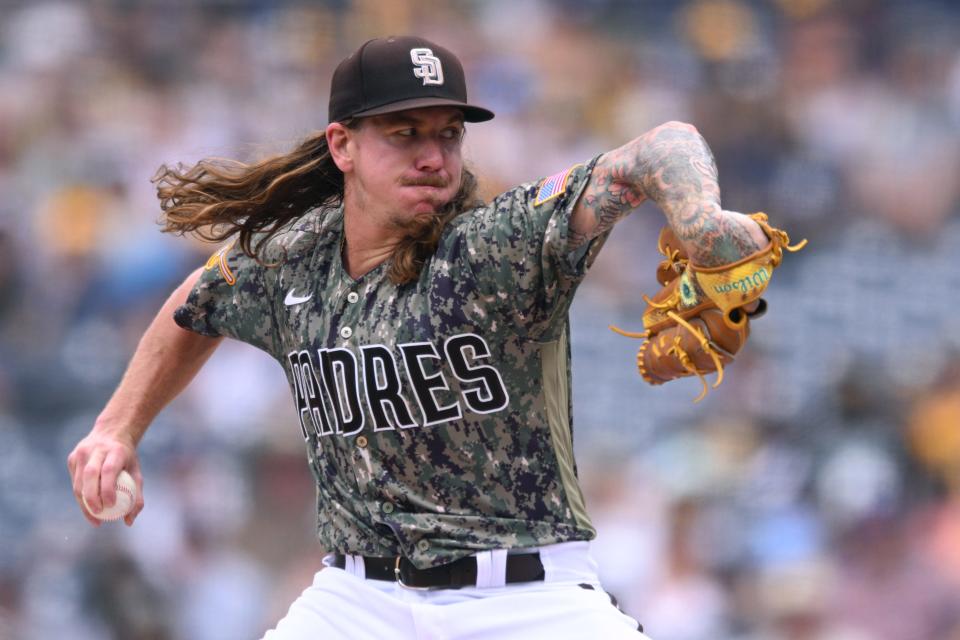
[460,154,609,339]
[173,240,282,355]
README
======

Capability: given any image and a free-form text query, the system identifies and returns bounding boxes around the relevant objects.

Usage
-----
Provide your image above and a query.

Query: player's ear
[326,122,355,173]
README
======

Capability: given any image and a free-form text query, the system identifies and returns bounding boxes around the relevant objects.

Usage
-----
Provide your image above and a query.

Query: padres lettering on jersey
[175,156,608,569]
[286,333,509,439]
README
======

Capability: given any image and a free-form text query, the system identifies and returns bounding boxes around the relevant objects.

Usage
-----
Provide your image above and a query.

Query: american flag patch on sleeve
[534,164,580,206]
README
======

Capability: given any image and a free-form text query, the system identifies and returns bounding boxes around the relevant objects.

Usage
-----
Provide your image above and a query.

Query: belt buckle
[394,556,441,591]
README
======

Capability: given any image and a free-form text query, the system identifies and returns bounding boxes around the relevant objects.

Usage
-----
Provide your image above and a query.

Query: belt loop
[474,550,492,588]
[346,554,365,579]
[538,545,555,583]
[489,549,507,588]
[475,550,509,588]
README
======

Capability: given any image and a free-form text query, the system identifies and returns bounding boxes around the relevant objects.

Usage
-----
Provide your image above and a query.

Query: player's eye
[395,128,416,137]
[440,127,463,141]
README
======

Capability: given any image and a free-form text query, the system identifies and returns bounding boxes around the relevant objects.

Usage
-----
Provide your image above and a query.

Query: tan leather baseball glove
[611,213,806,402]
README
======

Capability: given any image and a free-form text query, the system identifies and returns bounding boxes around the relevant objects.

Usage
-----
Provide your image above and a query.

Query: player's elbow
[627,121,701,156]
[655,120,699,136]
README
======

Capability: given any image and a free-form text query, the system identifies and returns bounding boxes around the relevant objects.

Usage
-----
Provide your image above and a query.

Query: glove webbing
[610,311,726,403]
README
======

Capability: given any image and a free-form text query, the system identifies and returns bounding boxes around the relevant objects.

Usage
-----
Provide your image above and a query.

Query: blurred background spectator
[1,1,958,638]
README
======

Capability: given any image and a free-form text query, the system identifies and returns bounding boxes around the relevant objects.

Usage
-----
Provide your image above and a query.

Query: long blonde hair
[154,126,481,284]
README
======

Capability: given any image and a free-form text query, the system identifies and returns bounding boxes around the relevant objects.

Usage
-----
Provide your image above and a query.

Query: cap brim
[349,97,495,122]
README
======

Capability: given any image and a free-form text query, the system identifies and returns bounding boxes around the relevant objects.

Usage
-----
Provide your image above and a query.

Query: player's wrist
[721,209,772,250]
[91,414,145,447]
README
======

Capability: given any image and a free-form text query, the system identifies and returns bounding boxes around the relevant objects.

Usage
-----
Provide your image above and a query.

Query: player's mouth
[404,186,445,202]
[404,185,445,195]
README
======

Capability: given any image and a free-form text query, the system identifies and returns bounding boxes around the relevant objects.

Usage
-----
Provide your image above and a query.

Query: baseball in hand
[84,470,137,521]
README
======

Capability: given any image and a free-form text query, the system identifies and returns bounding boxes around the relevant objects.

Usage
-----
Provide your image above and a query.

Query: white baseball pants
[261,541,649,639]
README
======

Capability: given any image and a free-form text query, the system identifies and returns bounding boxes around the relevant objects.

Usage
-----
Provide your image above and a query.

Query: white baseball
[84,470,137,521]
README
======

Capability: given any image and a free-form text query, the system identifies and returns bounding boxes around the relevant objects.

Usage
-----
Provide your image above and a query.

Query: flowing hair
[154,124,482,284]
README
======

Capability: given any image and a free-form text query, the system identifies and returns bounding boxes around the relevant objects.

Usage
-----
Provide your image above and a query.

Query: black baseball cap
[328,36,495,124]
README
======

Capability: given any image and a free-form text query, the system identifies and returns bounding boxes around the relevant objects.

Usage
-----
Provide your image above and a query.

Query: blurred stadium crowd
[1,0,960,638]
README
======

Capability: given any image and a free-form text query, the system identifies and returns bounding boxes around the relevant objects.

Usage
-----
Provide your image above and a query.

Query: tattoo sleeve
[568,148,646,252]
[569,121,765,266]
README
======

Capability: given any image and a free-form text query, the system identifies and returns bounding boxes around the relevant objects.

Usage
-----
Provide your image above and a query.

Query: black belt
[329,552,545,590]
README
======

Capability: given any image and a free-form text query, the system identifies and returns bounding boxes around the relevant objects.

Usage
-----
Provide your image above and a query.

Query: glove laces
[610,312,725,403]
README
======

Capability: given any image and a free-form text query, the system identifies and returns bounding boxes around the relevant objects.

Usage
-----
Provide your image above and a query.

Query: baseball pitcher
[67,35,803,638]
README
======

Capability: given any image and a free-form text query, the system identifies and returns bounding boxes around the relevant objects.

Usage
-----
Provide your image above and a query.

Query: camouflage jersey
[175,157,611,569]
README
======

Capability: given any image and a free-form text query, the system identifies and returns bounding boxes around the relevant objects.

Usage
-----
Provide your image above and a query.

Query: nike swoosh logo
[284,289,313,306]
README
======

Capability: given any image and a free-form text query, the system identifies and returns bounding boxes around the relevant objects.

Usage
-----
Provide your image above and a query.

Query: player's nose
[414,137,445,172]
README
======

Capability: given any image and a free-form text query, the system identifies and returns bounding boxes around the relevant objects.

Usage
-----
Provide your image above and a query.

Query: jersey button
[355,435,368,448]
[339,326,353,339]
[381,502,395,514]
[416,539,430,552]
[346,291,359,304]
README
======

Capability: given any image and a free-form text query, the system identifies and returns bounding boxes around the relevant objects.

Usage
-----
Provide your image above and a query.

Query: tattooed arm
[569,121,769,266]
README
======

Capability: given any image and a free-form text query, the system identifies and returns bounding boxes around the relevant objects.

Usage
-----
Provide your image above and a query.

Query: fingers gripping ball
[611,212,804,402]
[84,470,137,521]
